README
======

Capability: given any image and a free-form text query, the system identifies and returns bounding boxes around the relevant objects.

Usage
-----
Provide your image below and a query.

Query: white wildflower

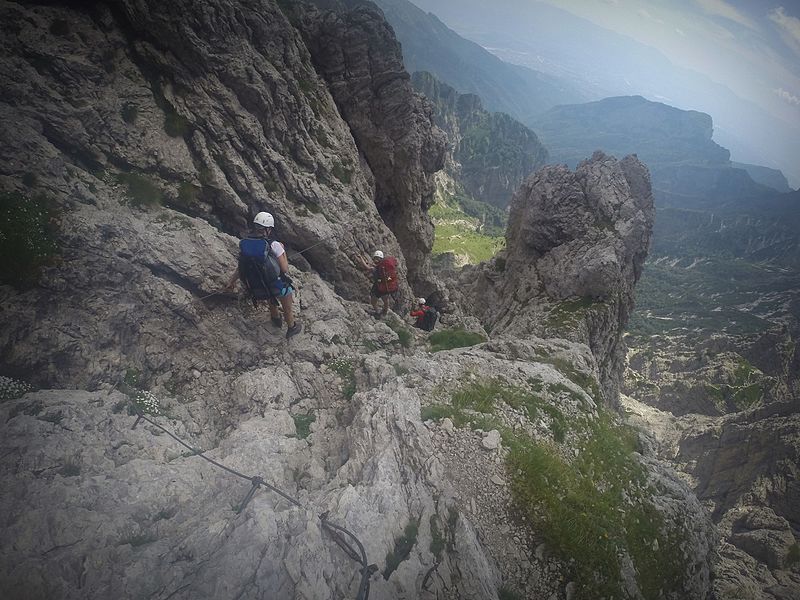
[0,376,32,400]
[135,390,160,415]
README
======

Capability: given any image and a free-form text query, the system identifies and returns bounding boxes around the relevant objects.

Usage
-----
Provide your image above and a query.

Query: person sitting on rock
[225,211,302,338]
[357,249,398,316]
[410,297,438,331]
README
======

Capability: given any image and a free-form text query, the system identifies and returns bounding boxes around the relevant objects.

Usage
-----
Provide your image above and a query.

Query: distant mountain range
[371,0,587,123]
[405,0,800,189]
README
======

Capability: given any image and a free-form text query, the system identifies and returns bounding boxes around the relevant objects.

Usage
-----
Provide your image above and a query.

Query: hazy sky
[538,0,800,126]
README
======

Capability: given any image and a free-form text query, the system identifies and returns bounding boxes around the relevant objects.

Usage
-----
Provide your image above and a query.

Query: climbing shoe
[286,322,302,338]
[271,316,282,328]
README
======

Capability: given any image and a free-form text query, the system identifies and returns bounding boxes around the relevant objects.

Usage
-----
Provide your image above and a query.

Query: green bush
[429,328,486,352]
[331,161,352,184]
[0,191,59,288]
[507,413,686,599]
[387,318,412,348]
[292,413,315,439]
[116,173,164,207]
[787,543,800,566]
[164,110,191,138]
[177,182,200,205]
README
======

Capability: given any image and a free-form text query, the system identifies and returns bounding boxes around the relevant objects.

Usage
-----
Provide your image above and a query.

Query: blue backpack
[238,238,281,301]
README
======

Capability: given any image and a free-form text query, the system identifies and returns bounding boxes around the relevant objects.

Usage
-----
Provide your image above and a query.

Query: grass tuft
[292,413,315,439]
[329,358,356,400]
[117,173,164,207]
[429,328,486,352]
[387,318,412,348]
[507,412,686,599]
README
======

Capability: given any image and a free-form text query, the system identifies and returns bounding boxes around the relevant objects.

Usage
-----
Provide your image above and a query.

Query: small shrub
[420,404,457,422]
[546,297,598,330]
[429,514,444,560]
[331,162,353,184]
[124,368,142,389]
[787,543,800,566]
[428,328,486,352]
[387,319,412,348]
[121,103,138,124]
[507,412,685,599]
[0,376,33,400]
[164,110,191,138]
[542,356,600,400]
[198,167,214,186]
[292,413,315,439]
[116,173,164,207]
[177,182,200,205]
[329,358,356,400]
[446,507,458,552]
[0,191,59,288]
[383,520,419,580]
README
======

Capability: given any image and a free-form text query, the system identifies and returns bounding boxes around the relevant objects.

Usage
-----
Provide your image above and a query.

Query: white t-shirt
[270,240,285,258]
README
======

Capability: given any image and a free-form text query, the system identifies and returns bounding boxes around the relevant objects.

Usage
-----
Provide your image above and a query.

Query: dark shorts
[370,283,391,298]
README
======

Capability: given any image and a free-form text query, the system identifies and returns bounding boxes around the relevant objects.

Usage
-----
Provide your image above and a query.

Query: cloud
[774,87,800,106]
[638,8,665,24]
[769,7,800,55]
[675,27,686,37]
[695,0,759,30]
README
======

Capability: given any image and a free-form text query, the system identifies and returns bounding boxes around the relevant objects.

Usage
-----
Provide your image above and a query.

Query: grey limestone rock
[450,151,654,404]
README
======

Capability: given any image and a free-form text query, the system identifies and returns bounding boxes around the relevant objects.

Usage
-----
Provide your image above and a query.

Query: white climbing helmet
[373,250,384,259]
[253,211,274,228]
[418,297,426,305]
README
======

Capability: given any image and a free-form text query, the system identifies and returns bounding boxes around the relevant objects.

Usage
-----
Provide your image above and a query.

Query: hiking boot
[271,316,282,328]
[286,322,302,338]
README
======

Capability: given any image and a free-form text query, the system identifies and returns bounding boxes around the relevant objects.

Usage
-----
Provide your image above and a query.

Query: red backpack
[375,257,399,294]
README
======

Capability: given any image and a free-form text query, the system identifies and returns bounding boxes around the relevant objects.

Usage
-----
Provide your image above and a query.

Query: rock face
[295,0,448,300]
[449,152,655,403]
[412,70,548,210]
[0,352,501,600]
[0,0,449,306]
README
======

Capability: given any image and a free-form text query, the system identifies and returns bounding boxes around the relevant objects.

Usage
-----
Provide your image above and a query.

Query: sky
[537,0,800,129]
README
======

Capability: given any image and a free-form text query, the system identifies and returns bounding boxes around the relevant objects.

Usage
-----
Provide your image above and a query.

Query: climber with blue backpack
[225,211,302,338]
